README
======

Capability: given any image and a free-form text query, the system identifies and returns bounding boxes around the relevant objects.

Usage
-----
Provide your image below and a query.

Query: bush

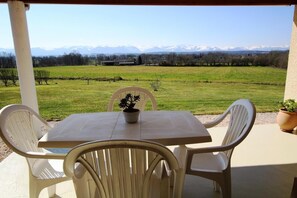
[150,76,161,91]
[34,70,50,85]
[10,69,18,86]
[0,69,18,86]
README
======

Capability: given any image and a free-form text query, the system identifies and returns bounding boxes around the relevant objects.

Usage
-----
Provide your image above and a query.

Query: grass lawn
[0,66,286,120]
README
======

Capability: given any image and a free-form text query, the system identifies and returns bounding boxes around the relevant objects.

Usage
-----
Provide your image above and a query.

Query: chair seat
[31,159,66,179]
[190,152,228,172]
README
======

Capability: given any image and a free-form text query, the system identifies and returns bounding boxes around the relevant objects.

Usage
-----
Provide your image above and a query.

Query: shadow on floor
[183,163,297,198]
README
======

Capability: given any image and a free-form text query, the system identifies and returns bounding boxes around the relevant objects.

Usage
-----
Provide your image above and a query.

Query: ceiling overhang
[0,0,296,6]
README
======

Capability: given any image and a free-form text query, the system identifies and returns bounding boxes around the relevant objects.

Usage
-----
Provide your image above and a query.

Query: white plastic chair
[0,104,71,198]
[107,86,157,111]
[64,139,183,198]
[174,99,256,198]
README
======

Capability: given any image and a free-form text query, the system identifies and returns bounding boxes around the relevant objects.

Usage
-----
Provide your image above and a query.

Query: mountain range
[0,45,289,56]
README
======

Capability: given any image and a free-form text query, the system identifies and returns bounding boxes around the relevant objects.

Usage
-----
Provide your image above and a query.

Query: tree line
[0,69,50,86]
[0,50,289,69]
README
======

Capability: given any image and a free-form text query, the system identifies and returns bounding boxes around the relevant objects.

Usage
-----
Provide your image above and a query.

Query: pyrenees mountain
[0,45,289,56]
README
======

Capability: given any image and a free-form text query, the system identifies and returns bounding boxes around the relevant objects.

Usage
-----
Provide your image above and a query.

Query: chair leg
[29,182,41,198]
[160,174,170,198]
[221,170,231,198]
[291,177,297,198]
[213,181,220,192]
[73,171,94,198]
[48,185,56,197]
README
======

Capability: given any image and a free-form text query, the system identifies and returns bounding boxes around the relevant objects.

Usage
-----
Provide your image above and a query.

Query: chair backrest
[0,104,51,167]
[221,99,256,158]
[107,86,157,111]
[64,139,181,198]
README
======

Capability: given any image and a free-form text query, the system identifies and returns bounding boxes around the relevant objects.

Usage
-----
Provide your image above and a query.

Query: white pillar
[285,6,297,100]
[8,1,39,113]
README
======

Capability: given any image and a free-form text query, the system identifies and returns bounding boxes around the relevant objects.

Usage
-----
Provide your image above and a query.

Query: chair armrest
[203,110,230,128]
[186,145,231,173]
[25,151,66,159]
[187,145,230,155]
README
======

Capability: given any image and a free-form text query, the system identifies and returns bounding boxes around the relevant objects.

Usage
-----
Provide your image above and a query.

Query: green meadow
[0,66,286,120]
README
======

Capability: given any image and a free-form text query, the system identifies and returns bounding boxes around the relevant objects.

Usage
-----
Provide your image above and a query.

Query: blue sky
[0,4,294,49]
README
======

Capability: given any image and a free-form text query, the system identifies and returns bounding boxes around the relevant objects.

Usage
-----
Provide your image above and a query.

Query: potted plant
[276,99,297,132]
[119,93,141,123]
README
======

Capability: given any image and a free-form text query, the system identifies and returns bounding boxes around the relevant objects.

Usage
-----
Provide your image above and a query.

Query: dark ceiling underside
[0,0,296,5]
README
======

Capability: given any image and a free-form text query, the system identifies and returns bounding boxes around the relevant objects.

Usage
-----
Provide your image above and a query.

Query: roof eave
[0,0,296,6]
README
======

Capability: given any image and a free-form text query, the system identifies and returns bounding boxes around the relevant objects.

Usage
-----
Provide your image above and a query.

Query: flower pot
[276,109,297,132]
[123,109,140,123]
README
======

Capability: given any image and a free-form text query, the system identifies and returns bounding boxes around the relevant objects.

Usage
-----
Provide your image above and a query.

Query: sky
[0,4,295,50]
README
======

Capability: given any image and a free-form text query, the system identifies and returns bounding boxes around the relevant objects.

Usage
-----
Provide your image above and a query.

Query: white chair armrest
[25,151,66,159]
[203,110,229,128]
[186,146,231,173]
[187,145,230,155]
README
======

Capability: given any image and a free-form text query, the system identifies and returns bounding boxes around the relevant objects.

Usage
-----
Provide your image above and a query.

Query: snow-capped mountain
[0,45,289,56]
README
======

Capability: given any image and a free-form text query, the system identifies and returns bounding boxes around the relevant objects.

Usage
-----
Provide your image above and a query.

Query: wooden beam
[0,0,296,6]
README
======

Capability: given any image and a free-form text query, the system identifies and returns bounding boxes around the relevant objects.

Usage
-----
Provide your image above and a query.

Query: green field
[0,66,287,120]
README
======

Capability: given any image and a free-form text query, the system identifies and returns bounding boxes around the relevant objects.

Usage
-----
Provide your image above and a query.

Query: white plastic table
[38,111,211,148]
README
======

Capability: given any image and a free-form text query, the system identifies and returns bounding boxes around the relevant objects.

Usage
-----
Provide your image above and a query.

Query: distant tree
[10,69,18,86]
[0,50,288,68]
[276,52,289,69]
[62,52,85,65]
[0,69,11,86]
[267,51,289,69]
[253,55,270,66]
[166,53,177,66]
[0,53,16,68]
[137,55,142,65]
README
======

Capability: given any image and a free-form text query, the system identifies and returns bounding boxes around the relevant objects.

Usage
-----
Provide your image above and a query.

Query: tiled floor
[1,124,297,198]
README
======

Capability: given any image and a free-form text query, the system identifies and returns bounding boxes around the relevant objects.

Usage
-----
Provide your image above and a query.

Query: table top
[38,111,212,148]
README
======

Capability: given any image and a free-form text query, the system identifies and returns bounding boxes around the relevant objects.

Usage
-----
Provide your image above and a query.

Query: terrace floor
[0,123,297,198]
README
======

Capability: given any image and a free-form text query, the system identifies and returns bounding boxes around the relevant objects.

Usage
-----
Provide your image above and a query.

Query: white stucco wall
[285,6,297,100]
